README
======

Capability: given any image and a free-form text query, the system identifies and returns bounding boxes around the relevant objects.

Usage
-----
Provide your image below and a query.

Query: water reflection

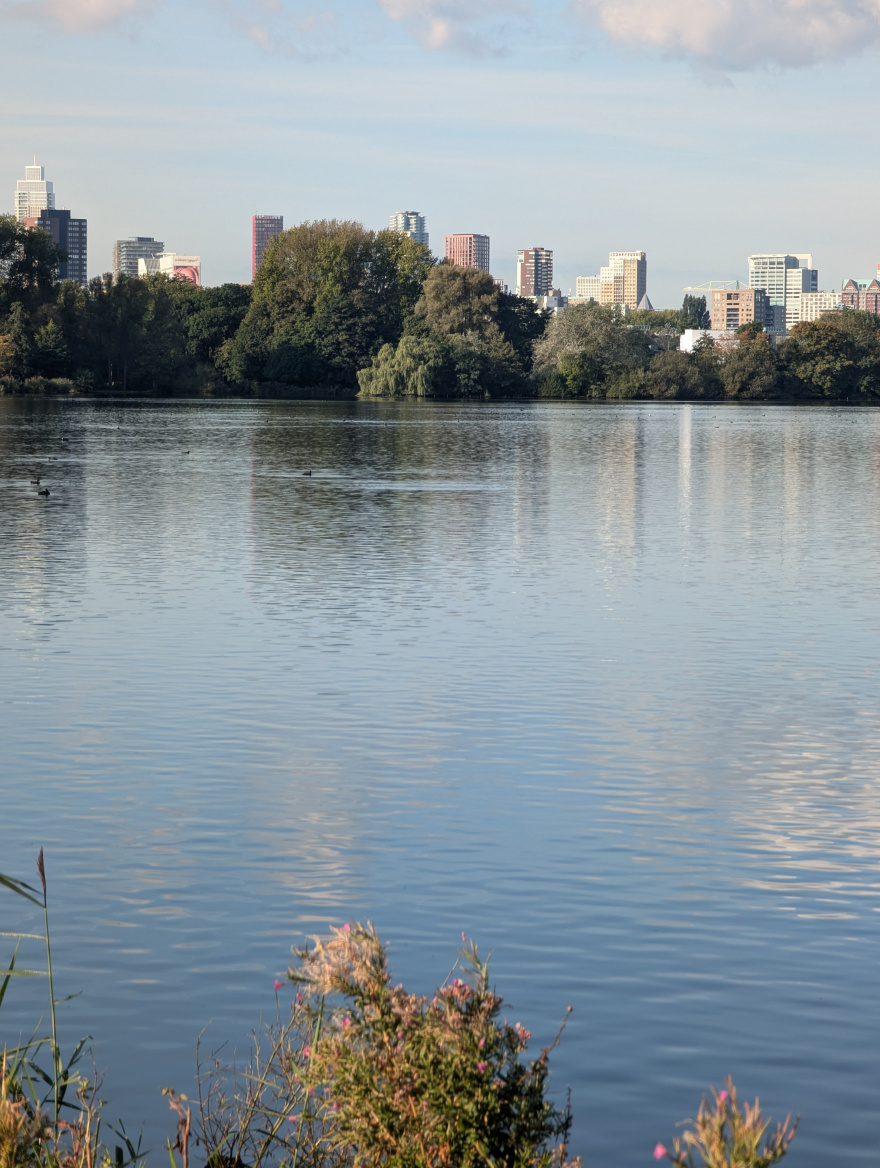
[2,398,880,1168]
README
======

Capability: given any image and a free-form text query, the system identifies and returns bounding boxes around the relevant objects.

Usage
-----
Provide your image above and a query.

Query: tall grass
[0,852,143,1168]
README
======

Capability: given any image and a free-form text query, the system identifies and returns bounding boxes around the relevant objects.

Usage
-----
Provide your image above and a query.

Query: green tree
[33,319,70,378]
[5,302,34,379]
[681,294,710,330]
[229,220,433,391]
[736,320,764,340]
[414,265,500,336]
[495,291,550,370]
[639,350,720,399]
[782,310,880,400]
[0,214,64,315]
[720,333,780,399]
[532,301,651,397]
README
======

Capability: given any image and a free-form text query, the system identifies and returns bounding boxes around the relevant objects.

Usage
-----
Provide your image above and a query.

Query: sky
[2,0,880,306]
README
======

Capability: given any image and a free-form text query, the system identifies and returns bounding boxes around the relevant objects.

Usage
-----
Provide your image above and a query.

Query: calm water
[1,397,879,1165]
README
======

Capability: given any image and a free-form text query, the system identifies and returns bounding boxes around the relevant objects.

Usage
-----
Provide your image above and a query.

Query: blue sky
[2,0,879,306]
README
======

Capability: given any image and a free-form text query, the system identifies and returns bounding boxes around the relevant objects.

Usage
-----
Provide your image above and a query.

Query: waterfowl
[30,477,41,484]
[37,488,50,496]
[303,470,312,476]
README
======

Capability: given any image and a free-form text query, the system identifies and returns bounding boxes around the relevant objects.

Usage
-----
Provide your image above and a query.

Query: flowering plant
[653,1078,797,1168]
[289,923,579,1168]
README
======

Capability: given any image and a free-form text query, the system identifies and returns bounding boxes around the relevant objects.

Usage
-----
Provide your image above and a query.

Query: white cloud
[575,0,880,69]
[8,0,880,67]
[4,0,147,30]
[371,0,530,51]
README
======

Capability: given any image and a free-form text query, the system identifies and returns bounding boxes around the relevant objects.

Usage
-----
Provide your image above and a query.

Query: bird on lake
[303,470,312,476]
[182,450,190,454]
[37,488,50,496]
[30,477,41,484]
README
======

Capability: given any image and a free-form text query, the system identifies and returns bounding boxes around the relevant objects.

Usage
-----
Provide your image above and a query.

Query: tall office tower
[113,237,164,278]
[748,253,818,329]
[516,247,553,297]
[15,161,55,221]
[389,211,429,248]
[24,209,88,285]
[598,251,647,309]
[444,234,490,272]
[575,275,601,300]
[252,215,283,280]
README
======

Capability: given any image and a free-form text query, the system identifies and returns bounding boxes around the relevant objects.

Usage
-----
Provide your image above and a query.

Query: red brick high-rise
[444,233,490,273]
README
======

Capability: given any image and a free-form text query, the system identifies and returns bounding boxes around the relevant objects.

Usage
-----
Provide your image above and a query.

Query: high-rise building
[15,161,55,221]
[748,253,818,329]
[598,251,647,309]
[389,211,428,248]
[138,253,201,285]
[24,209,88,286]
[252,215,283,280]
[113,237,164,279]
[710,287,771,331]
[516,247,553,297]
[575,275,601,301]
[798,291,844,321]
[444,234,490,272]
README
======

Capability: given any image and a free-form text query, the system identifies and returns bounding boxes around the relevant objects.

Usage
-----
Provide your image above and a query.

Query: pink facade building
[444,233,490,272]
[252,215,283,281]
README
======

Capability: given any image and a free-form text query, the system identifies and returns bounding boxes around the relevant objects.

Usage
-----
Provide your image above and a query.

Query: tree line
[2,213,880,401]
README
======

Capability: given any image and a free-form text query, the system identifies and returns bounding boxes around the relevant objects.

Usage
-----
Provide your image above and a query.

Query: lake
[1,396,878,1166]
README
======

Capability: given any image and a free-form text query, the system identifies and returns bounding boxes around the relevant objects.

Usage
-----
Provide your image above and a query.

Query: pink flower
[718,1090,729,1103]
[295,993,303,1003]
[453,979,462,987]
[287,1116,296,1123]
[343,923,351,932]
[341,1017,351,1028]
[653,1144,667,1160]
[478,1038,485,1049]
[477,1062,487,1072]
[274,980,284,991]
[303,1046,311,1058]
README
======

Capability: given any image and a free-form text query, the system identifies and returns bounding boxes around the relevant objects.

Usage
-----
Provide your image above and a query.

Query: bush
[289,923,579,1168]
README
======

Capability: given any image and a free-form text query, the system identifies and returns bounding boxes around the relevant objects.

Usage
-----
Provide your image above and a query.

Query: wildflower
[341,1017,351,1028]
[654,1143,667,1160]
[274,979,284,990]
[718,1090,729,1103]
[287,1116,296,1123]
[478,1037,485,1048]
[477,1062,487,1072]
[303,1046,311,1058]
[343,923,351,932]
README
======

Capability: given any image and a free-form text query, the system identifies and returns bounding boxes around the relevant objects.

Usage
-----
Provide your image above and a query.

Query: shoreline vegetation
[3,855,798,1168]
[3,215,879,405]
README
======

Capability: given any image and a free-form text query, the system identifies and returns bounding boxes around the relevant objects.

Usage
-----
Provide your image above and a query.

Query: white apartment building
[576,275,601,300]
[389,211,429,248]
[748,253,818,329]
[798,291,843,322]
[15,161,55,221]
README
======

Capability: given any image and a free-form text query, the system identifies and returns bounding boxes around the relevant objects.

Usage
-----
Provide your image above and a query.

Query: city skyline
[3,3,879,308]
